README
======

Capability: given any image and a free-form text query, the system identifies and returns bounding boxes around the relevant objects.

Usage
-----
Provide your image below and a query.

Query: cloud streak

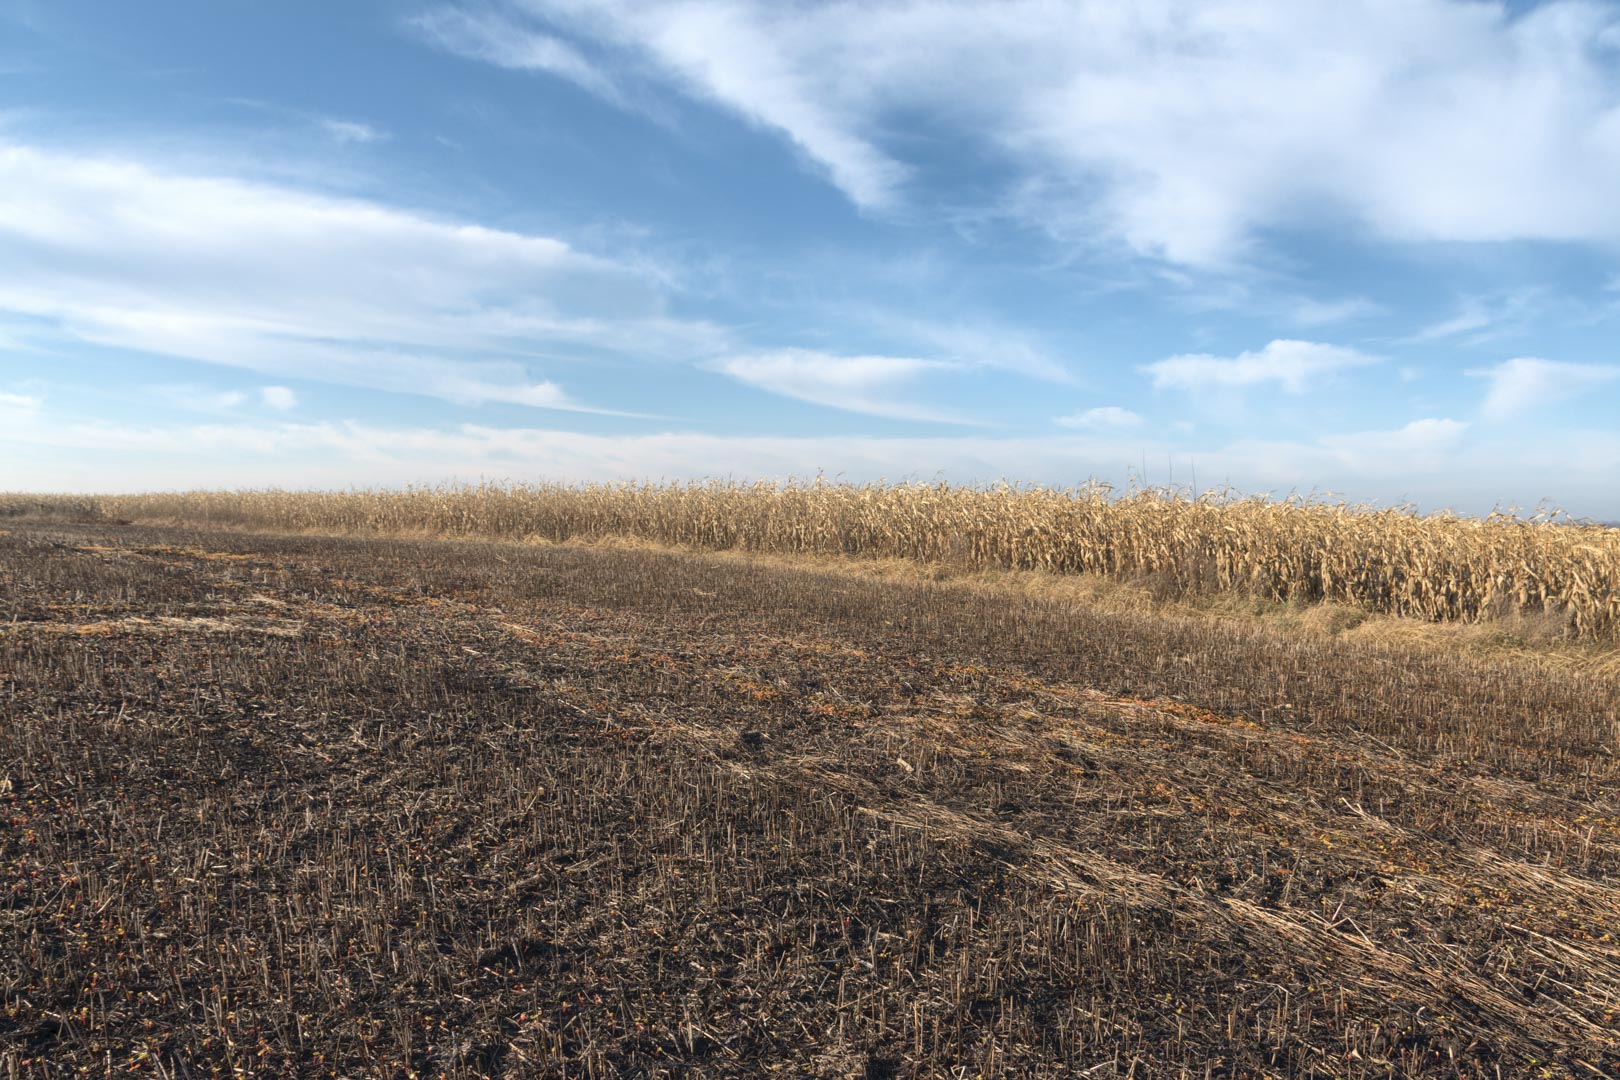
[319,118,388,144]
[1142,340,1378,393]
[427,0,1620,265]
[0,140,727,412]
[0,388,40,412]
[412,7,627,104]
[260,386,298,411]
[1056,406,1143,431]
[1469,357,1620,418]
[713,349,968,422]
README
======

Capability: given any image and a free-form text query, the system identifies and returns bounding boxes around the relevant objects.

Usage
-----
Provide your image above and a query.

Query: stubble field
[2,519,1619,1077]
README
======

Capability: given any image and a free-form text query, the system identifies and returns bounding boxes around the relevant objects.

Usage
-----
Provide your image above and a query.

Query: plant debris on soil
[2,521,1619,1077]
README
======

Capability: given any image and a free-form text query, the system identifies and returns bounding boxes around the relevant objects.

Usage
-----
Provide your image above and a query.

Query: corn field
[6,482,1619,638]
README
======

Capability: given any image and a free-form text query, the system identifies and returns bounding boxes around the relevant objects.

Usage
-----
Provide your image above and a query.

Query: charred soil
[2,522,1618,1077]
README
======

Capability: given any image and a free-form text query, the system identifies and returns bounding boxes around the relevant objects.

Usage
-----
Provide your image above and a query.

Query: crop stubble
[8,482,1619,639]
[1,521,1618,1077]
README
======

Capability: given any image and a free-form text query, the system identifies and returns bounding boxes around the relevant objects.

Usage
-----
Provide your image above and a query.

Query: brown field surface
[3,519,1619,1077]
[8,483,1619,639]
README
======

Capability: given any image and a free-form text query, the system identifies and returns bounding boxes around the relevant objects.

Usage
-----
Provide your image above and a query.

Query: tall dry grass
[6,481,1619,638]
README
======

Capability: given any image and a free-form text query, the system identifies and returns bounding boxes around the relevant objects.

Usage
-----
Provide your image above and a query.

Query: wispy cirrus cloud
[418,1,911,210]
[1142,340,1379,393]
[0,140,728,413]
[1319,417,1470,467]
[1056,406,1143,431]
[411,7,627,105]
[319,118,388,144]
[0,388,41,412]
[1401,289,1547,345]
[1469,357,1620,419]
[713,349,968,422]
[422,0,1620,265]
[849,311,1071,383]
[1287,296,1384,328]
[154,386,249,414]
[260,385,298,411]
[154,384,304,414]
[223,98,391,146]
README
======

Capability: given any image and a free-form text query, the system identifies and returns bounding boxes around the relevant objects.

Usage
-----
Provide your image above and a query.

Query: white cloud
[1056,406,1143,431]
[713,349,966,422]
[1406,301,1498,344]
[0,389,40,412]
[853,312,1071,383]
[0,327,29,352]
[1469,357,1620,418]
[151,386,246,413]
[1319,418,1469,465]
[1142,339,1379,393]
[411,8,626,104]
[425,0,910,209]
[433,377,605,411]
[0,140,728,411]
[434,0,1620,265]
[223,98,392,146]
[1288,296,1383,328]
[319,118,388,144]
[260,385,297,410]
[1402,290,1544,344]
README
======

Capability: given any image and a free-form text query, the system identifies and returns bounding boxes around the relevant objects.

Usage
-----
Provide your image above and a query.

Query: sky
[2,0,1619,515]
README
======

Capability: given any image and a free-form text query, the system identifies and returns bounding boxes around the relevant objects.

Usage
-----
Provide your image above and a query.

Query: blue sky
[2,0,1620,515]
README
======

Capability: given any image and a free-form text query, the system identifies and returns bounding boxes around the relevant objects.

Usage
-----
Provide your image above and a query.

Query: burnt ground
[2,521,1619,1077]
